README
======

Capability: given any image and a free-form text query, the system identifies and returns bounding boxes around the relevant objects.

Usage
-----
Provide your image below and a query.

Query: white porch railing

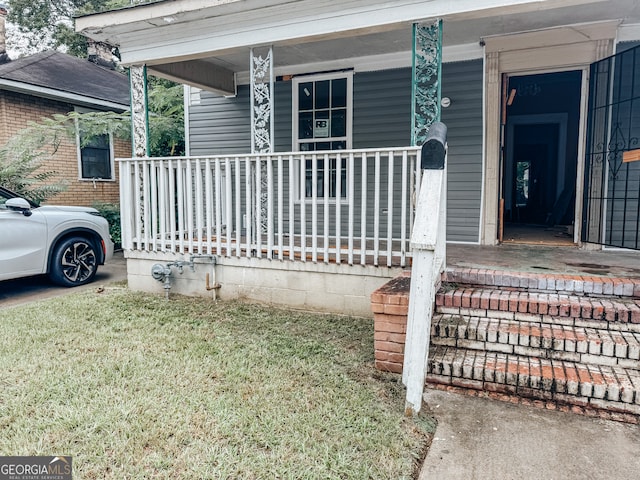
[119,147,422,268]
[402,157,447,416]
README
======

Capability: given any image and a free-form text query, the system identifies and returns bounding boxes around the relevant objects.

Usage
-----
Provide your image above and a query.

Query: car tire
[48,237,99,287]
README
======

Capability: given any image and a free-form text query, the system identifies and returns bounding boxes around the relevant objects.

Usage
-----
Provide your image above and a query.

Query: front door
[502,71,582,244]
[582,44,640,249]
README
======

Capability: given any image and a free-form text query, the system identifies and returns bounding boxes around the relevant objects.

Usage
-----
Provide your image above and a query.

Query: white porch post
[250,46,274,154]
[129,65,150,157]
[250,47,274,240]
[124,65,150,252]
[404,19,444,415]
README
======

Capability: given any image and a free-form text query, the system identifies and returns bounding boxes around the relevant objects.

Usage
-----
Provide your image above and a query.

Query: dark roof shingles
[0,51,130,107]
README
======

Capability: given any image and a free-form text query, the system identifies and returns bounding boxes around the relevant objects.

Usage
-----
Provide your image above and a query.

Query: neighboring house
[0,12,130,207]
[75,0,640,313]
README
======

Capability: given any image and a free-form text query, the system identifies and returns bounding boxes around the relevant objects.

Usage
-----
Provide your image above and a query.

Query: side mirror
[6,197,33,216]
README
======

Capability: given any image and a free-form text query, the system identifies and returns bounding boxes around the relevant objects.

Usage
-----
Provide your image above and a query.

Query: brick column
[371,273,411,373]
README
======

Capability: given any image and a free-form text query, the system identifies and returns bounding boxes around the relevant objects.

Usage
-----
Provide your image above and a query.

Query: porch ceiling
[76,0,640,93]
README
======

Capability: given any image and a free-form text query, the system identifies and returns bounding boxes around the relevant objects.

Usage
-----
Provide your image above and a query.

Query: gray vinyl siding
[189,82,292,155]
[353,69,411,148]
[189,85,250,155]
[187,60,484,243]
[441,59,484,243]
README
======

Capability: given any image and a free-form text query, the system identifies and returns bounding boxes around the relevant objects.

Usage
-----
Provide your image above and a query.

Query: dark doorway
[502,70,582,245]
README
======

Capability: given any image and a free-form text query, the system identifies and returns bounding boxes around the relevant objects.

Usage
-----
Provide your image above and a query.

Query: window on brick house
[76,110,115,181]
[79,131,113,180]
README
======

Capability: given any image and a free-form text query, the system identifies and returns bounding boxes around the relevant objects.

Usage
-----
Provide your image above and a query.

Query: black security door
[583,45,640,249]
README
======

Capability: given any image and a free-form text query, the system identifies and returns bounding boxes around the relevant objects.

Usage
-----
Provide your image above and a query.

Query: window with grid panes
[294,73,352,198]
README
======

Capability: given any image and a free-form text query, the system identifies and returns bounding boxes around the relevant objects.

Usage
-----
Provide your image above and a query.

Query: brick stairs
[427,268,640,422]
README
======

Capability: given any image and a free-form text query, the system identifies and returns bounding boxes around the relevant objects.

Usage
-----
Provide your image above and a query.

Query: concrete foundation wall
[125,251,403,317]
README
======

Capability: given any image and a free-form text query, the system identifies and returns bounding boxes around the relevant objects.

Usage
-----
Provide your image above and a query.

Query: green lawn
[0,288,434,479]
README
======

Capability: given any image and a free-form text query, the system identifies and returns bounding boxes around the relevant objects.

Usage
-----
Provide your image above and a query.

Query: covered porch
[76,0,640,253]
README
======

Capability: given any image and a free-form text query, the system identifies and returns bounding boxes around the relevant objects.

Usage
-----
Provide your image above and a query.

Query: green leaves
[147,78,185,156]
[7,1,135,54]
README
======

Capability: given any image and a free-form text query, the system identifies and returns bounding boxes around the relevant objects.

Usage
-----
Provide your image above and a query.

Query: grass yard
[0,288,434,479]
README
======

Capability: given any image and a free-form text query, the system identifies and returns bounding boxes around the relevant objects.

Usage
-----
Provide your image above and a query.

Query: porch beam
[149,59,235,96]
[77,0,603,66]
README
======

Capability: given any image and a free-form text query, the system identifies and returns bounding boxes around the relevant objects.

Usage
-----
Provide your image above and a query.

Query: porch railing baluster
[360,152,367,266]
[235,157,242,258]
[214,158,222,256]
[205,158,213,255]
[335,152,342,265]
[176,159,185,253]
[277,155,284,261]
[158,159,167,253]
[225,157,233,257]
[313,153,321,263]
[120,160,133,250]
[168,159,176,253]
[186,159,194,254]
[400,150,408,267]
[244,156,252,258]
[373,151,381,267]
[387,151,394,267]
[347,152,355,266]
[288,154,295,261]
[150,160,158,252]
[267,155,274,260]
[255,157,263,259]
[300,154,307,262]
[322,153,329,264]
[195,158,204,254]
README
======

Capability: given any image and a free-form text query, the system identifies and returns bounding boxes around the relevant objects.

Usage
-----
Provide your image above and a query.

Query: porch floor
[447,243,640,279]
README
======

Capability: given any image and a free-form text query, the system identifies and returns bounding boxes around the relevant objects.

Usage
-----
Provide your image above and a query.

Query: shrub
[92,202,121,246]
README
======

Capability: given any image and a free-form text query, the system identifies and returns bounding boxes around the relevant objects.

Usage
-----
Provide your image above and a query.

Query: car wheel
[49,237,98,287]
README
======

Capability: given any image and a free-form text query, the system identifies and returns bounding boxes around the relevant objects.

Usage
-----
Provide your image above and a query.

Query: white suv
[0,186,114,287]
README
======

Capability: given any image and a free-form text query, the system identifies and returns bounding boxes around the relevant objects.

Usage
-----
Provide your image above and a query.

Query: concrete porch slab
[447,244,640,278]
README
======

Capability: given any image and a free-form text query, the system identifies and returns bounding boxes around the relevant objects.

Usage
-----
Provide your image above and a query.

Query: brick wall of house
[0,90,130,207]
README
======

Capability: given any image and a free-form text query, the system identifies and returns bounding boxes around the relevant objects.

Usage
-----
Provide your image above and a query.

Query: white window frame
[292,71,353,202]
[75,107,116,182]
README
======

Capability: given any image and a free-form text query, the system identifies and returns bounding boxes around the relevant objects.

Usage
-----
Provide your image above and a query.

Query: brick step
[436,286,640,324]
[431,314,640,368]
[443,267,640,298]
[426,345,640,417]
